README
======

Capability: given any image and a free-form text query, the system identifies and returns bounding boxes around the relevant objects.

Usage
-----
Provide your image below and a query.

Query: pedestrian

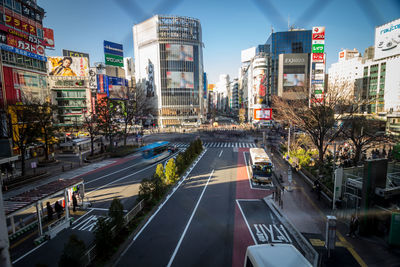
[54,200,63,219]
[72,193,78,212]
[314,180,321,200]
[347,214,359,238]
[46,202,53,222]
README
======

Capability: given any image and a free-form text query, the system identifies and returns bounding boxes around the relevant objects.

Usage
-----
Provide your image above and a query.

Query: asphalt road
[117,147,238,267]
[11,149,183,266]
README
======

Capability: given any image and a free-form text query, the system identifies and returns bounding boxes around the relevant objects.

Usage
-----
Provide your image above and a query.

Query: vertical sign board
[310,26,326,104]
[104,40,123,67]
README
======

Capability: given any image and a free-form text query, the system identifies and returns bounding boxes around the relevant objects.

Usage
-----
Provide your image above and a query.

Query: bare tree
[95,97,119,150]
[342,116,388,165]
[82,110,99,156]
[31,99,58,161]
[7,102,37,176]
[272,84,355,166]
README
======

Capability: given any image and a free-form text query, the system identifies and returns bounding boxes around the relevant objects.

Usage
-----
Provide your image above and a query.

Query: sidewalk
[270,149,400,266]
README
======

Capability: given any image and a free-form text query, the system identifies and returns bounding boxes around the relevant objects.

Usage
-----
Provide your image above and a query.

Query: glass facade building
[266,30,312,96]
[133,15,204,127]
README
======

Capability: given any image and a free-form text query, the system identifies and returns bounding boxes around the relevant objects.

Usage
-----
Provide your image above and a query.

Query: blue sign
[0,43,47,62]
[311,80,324,84]
[203,72,207,99]
[103,40,123,57]
[108,76,128,86]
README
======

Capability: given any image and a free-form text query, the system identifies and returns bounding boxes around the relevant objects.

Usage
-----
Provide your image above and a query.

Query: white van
[244,244,312,267]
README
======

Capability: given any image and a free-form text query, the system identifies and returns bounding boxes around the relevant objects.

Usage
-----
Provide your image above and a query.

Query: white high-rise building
[328,49,363,99]
[133,15,204,127]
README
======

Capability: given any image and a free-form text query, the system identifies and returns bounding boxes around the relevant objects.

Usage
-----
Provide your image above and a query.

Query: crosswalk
[173,142,257,148]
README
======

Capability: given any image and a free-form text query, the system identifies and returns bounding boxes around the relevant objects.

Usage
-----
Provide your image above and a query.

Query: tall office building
[266,29,312,96]
[133,15,204,127]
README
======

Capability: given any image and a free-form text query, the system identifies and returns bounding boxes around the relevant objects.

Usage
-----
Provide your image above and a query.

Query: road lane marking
[236,200,258,245]
[86,151,179,185]
[219,150,223,157]
[12,240,48,264]
[118,149,208,263]
[87,152,178,195]
[167,169,215,267]
[72,209,94,226]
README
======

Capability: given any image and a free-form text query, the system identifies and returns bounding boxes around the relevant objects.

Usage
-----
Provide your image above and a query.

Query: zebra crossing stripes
[172,142,257,148]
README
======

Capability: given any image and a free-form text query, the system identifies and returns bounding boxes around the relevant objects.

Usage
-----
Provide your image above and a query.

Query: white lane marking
[71,209,94,226]
[219,150,223,158]
[87,153,177,195]
[236,200,258,245]
[89,207,128,212]
[12,240,48,264]
[118,149,208,262]
[167,169,215,267]
[85,160,140,185]
[225,143,228,148]
[72,215,95,230]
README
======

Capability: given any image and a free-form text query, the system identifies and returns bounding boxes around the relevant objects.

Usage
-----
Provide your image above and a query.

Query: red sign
[253,108,272,121]
[339,51,344,58]
[43,28,55,47]
[6,34,45,56]
[312,53,324,63]
[312,33,325,40]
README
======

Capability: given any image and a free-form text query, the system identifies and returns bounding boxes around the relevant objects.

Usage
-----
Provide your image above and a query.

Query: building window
[5,0,12,8]
[13,0,21,13]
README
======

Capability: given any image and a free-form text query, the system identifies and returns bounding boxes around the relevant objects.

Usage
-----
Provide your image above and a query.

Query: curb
[263,196,319,267]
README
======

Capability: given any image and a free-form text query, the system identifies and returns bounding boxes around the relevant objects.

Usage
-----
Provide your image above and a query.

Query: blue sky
[39,0,399,83]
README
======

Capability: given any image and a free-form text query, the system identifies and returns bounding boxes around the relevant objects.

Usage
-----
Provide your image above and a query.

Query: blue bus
[140,141,175,164]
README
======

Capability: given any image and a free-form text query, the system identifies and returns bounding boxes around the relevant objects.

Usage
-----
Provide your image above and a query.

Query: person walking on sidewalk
[46,202,53,222]
[347,214,359,238]
[314,179,322,200]
[72,193,78,212]
[55,200,63,219]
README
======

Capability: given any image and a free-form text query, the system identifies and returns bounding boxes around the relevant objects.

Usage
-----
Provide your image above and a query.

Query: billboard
[312,27,325,40]
[146,60,155,97]
[104,40,123,57]
[43,28,55,47]
[241,47,256,63]
[283,74,305,87]
[104,40,124,67]
[108,77,128,99]
[166,44,193,61]
[0,43,46,61]
[374,18,400,60]
[63,49,89,59]
[312,44,324,53]
[253,68,267,105]
[105,53,124,67]
[253,108,272,121]
[166,71,194,89]
[48,57,89,77]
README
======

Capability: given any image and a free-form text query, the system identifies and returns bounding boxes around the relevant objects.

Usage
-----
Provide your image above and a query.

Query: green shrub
[108,198,124,232]
[165,158,177,184]
[59,234,86,267]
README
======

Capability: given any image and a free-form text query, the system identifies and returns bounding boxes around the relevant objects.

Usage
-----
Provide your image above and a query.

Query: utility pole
[287,123,291,154]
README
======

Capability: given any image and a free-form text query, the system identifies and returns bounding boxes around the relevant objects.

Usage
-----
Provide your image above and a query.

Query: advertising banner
[63,49,89,59]
[89,68,97,90]
[48,57,89,77]
[166,43,193,61]
[253,108,272,121]
[166,71,194,89]
[43,28,55,47]
[311,80,324,84]
[312,44,324,54]
[108,77,128,99]
[312,40,324,45]
[6,34,45,55]
[97,74,108,93]
[0,32,6,44]
[312,26,325,40]
[374,18,400,60]
[104,40,123,57]
[283,74,305,87]
[146,60,155,97]
[203,72,207,99]
[312,53,324,63]
[253,68,267,105]
[105,53,123,67]
[0,43,46,61]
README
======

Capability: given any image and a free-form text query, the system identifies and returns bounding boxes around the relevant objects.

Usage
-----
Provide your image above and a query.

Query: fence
[80,199,145,266]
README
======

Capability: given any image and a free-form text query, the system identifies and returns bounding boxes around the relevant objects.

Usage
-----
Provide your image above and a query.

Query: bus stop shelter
[3,177,84,240]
